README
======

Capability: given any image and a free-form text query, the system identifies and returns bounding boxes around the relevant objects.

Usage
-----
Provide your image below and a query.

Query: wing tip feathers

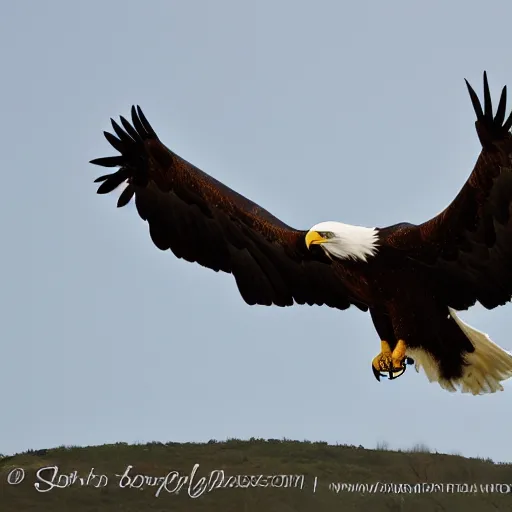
[465,71,512,143]
[90,105,157,202]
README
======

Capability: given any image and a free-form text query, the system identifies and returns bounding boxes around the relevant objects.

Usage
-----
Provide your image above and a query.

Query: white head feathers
[306,221,379,262]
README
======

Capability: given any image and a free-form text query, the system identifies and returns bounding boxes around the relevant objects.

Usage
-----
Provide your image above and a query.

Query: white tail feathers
[406,308,512,395]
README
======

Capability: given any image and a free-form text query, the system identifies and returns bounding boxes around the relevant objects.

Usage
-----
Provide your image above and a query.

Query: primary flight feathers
[91,72,512,395]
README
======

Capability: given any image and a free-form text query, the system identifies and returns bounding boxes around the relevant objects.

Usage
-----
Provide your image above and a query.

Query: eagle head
[305,221,379,262]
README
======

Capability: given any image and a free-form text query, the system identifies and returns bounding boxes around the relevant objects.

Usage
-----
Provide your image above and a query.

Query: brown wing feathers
[90,106,366,311]
[385,72,512,310]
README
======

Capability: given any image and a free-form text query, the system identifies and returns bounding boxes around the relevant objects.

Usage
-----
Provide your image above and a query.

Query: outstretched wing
[91,107,367,311]
[381,72,512,310]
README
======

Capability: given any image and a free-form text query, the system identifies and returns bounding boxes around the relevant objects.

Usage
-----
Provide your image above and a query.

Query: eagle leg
[372,341,393,380]
[392,339,407,369]
[372,340,414,381]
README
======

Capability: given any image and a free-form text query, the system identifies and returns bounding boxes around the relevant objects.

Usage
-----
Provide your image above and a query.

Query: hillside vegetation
[1,438,512,511]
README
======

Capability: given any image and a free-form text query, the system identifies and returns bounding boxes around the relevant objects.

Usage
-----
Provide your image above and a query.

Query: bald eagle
[91,72,512,395]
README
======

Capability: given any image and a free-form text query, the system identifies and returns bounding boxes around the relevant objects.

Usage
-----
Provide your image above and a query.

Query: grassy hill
[1,438,512,511]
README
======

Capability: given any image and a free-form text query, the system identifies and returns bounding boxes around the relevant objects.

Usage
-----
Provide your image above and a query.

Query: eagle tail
[407,309,512,394]
[445,308,512,394]
[90,106,158,207]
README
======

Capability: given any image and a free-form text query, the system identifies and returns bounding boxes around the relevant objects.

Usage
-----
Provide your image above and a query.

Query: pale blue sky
[2,0,512,462]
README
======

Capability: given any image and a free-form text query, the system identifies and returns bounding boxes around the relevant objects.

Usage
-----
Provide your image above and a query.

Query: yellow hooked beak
[305,231,327,249]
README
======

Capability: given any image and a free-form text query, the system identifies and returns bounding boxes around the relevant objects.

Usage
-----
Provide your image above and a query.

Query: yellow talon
[392,339,407,369]
[372,340,393,373]
[372,339,411,381]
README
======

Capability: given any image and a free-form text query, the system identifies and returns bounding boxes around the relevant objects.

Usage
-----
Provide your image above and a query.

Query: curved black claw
[372,365,383,382]
[388,366,406,380]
